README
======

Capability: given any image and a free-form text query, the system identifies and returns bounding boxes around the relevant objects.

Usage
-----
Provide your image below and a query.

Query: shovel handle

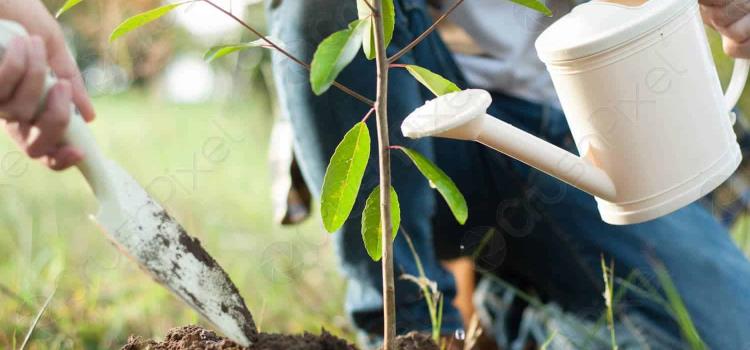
[43,74,111,196]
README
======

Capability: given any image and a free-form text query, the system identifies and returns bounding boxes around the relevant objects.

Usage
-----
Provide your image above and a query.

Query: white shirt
[443,0,577,107]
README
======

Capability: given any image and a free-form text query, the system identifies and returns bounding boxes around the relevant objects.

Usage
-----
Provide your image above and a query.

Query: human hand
[701,0,750,58]
[0,0,95,170]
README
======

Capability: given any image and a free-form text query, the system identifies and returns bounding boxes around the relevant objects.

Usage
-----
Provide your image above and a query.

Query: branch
[362,0,376,13]
[388,0,465,64]
[372,0,396,348]
[202,0,375,106]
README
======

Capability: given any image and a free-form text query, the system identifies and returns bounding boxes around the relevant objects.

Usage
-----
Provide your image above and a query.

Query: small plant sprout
[401,230,444,343]
[107,0,553,348]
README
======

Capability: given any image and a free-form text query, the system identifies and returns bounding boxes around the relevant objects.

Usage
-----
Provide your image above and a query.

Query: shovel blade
[91,161,257,346]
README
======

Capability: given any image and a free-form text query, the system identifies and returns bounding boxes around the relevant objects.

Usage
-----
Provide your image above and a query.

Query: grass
[653,264,706,350]
[0,91,351,349]
[600,257,617,350]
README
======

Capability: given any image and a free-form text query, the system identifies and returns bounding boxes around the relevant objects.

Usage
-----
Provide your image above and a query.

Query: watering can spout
[401,90,617,201]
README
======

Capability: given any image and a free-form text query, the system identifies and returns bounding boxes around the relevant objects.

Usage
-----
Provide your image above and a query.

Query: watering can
[402,0,750,225]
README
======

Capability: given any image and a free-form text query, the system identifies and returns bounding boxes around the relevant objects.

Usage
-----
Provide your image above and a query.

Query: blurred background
[0,0,749,349]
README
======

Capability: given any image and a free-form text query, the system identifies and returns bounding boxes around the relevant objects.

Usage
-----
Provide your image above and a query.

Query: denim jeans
[266,0,750,349]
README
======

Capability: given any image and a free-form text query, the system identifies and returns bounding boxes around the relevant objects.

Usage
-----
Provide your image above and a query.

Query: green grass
[0,91,351,349]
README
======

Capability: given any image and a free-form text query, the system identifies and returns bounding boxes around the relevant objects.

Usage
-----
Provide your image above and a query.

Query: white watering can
[402,0,750,225]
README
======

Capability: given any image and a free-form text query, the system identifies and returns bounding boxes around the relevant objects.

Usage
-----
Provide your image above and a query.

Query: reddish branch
[201,0,375,106]
[388,0,465,64]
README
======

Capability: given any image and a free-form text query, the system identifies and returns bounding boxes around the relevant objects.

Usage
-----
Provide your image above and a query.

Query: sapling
[95,0,553,348]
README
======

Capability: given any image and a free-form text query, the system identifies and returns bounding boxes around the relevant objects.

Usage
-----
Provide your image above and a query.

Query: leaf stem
[202,0,375,106]
[362,108,376,123]
[388,0,465,64]
[372,0,396,348]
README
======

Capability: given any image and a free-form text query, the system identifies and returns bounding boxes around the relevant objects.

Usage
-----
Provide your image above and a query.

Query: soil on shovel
[121,326,440,350]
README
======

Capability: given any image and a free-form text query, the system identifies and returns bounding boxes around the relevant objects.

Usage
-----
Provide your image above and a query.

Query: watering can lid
[535,0,693,63]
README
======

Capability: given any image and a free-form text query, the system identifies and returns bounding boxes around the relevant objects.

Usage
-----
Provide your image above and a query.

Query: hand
[0,0,95,170]
[701,0,750,58]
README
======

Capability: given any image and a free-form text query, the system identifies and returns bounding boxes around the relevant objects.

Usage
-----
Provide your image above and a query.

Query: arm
[701,0,750,58]
[0,0,95,170]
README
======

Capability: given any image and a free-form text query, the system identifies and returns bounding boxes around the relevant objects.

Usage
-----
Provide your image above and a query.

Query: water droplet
[454,329,466,340]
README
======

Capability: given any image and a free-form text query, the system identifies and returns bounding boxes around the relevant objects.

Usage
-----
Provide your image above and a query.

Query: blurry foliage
[42,0,273,103]
[45,0,184,83]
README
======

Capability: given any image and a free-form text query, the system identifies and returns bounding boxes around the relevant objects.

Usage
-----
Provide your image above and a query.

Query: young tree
[96,0,551,348]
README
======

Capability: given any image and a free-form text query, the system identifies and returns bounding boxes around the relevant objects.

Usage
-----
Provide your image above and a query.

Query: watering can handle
[725,58,750,118]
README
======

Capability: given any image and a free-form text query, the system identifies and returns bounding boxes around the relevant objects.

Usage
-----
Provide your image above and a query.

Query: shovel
[0,21,257,346]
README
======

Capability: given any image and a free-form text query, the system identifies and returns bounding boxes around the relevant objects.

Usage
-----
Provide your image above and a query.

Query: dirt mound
[385,332,440,350]
[121,325,357,350]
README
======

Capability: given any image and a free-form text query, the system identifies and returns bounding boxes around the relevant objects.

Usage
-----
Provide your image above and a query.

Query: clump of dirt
[384,332,440,350]
[121,325,357,350]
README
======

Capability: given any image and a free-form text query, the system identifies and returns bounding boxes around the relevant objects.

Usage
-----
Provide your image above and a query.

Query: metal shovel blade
[91,159,257,346]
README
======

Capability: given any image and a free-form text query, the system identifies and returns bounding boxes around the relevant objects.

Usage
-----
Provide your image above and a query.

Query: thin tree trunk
[372,0,396,348]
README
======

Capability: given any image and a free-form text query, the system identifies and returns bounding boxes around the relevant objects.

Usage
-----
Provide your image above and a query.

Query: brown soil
[121,326,440,350]
[121,325,354,350]
[383,332,440,350]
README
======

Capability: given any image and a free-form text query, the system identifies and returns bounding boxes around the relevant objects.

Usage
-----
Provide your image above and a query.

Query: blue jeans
[266,0,750,348]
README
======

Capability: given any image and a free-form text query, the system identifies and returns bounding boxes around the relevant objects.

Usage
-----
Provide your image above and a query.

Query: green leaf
[204,37,278,63]
[55,0,83,18]
[109,1,192,42]
[404,65,461,96]
[361,186,401,261]
[508,0,552,17]
[321,122,371,233]
[398,147,468,224]
[310,19,367,95]
[357,0,395,60]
